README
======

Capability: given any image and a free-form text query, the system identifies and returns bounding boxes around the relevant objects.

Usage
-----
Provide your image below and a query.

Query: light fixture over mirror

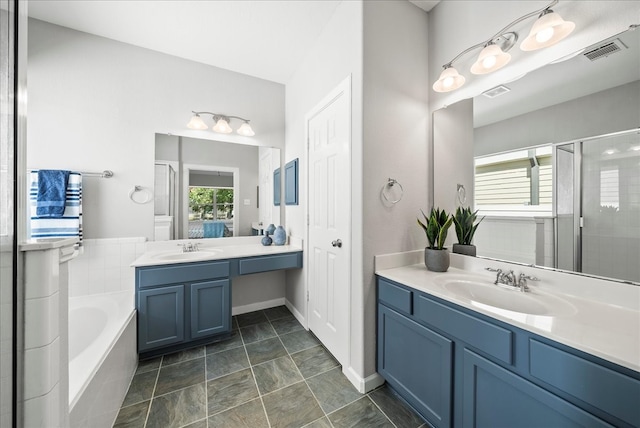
[433,0,575,93]
[521,9,576,51]
[187,111,255,137]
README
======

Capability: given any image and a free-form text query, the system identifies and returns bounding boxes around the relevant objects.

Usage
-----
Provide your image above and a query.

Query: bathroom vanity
[132,239,302,358]
[376,252,640,428]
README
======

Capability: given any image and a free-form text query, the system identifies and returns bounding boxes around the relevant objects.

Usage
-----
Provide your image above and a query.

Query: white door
[307,77,351,366]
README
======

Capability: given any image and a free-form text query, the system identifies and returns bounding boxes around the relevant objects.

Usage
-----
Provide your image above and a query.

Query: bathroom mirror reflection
[433,27,640,284]
[154,133,281,240]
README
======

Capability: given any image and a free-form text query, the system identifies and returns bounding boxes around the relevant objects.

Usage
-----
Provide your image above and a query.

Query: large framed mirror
[433,26,640,284]
[154,133,281,241]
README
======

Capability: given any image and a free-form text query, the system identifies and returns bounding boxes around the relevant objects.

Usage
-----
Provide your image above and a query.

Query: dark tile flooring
[113,306,426,428]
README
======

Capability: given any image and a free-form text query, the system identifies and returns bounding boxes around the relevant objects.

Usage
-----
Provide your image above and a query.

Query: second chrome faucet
[486,267,539,292]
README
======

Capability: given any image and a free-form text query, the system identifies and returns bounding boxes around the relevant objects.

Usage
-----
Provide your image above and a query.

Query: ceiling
[28,0,439,85]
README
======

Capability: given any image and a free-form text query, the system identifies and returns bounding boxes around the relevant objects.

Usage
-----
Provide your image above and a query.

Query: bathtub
[68,291,137,428]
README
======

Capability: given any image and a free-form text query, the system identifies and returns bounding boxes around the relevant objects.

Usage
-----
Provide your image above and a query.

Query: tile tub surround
[68,237,147,298]
[375,251,640,373]
[114,306,426,428]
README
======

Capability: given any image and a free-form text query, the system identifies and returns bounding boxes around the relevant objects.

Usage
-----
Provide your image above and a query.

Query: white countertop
[20,237,79,251]
[131,235,303,267]
[375,252,640,373]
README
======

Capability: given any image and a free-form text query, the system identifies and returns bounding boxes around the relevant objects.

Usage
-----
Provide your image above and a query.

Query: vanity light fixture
[433,0,575,93]
[187,111,255,137]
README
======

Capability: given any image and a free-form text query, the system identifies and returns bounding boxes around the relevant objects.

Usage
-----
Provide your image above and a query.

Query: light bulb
[187,114,208,130]
[536,27,555,43]
[443,76,454,88]
[433,66,465,92]
[212,117,233,134]
[237,122,255,137]
[482,55,497,69]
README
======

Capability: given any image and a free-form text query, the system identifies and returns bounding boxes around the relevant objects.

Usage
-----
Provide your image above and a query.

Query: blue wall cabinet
[376,276,640,428]
[274,168,281,206]
[284,158,298,205]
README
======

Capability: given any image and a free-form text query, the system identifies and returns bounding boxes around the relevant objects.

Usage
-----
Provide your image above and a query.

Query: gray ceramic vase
[261,233,272,246]
[266,224,276,235]
[452,243,476,257]
[273,225,286,245]
[424,248,450,272]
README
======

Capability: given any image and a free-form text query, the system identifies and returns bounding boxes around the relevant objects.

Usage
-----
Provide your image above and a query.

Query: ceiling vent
[583,38,628,61]
[482,85,511,99]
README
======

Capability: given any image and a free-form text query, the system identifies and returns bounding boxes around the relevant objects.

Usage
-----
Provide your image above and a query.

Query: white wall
[27,18,285,241]
[284,0,430,386]
[428,1,640,112]
[284,0,365,378]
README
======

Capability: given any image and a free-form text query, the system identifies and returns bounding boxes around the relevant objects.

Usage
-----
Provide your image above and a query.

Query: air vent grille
[482,85,511,99]
[583,39,627,61]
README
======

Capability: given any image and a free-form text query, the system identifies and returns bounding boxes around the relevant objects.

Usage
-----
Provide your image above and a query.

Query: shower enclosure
[555,128,640,283]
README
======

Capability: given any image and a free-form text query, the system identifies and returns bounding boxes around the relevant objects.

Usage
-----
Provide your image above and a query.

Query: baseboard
[285,298,306,328]
[343,366,385,394]
[232,297,286,315]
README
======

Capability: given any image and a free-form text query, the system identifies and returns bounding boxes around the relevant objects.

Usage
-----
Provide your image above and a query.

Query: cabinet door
[138,285,184,352]
[378,305,452,428]
[462,349,613,428]
[190,279,230,339]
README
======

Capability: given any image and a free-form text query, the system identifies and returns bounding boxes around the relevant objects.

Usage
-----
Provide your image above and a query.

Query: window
[188,187,234,221]
[475,146,552,214]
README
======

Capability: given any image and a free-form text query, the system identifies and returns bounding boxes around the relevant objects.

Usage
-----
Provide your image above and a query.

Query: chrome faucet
[517,273,539,292]
[179,242,200,253]
[486,268,539,292]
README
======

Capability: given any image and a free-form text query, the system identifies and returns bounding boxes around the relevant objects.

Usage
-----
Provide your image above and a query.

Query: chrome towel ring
[382,178,404,204]
[129,185,153,204]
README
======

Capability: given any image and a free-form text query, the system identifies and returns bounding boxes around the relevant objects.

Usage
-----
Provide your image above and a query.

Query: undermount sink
[433,274,576,317]
[151,248,223,262]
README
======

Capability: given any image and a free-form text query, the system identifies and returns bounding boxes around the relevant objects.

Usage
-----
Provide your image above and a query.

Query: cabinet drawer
[378,278,413,315]
[238,252,301,275]
[137,261,229,288]
[415,294,513,364]
[530,339,640,427]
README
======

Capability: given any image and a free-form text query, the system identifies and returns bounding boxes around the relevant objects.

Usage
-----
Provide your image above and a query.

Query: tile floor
[113,306,427,428]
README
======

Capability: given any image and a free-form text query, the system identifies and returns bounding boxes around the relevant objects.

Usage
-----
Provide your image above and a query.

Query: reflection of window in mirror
[188,186,234,238]
[474,145,552,214]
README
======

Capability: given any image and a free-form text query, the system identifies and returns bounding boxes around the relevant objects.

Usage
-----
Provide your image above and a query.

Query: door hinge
[579,216,584,228]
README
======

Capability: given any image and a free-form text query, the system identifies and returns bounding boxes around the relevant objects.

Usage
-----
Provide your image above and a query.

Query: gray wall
[475,81,640,155]
[27,18,284,240]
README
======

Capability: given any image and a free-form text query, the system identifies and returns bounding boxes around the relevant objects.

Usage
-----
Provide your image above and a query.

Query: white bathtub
[68,291,137,428]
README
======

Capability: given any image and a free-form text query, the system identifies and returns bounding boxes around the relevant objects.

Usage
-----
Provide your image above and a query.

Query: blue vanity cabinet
[136,260,231,356]
[376,276,640,428]
[378,304,453,427]
[138,285,185,351]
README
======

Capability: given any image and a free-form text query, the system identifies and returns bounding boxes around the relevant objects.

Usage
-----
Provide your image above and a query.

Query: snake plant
[417,207,453,250]
[452,206,483,245]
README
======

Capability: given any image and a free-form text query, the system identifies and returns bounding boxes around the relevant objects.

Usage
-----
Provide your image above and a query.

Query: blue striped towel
[29,171,83,243]
[36,170,70,217]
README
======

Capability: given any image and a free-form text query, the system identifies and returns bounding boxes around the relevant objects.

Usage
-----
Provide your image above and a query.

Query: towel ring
[129,185,153,204]
[457,184,467,205]
[382,178,404,204]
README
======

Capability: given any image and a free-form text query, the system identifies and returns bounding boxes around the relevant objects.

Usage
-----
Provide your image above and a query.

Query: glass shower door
[581,130,640,283]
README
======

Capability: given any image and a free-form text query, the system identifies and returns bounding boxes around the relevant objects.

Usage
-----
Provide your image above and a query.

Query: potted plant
[451,207,483,257]
[417,207,453,272]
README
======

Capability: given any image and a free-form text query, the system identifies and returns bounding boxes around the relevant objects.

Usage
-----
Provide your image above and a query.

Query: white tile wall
[68,238,147,298]
[475,217,538,264]
[0,246,12,428]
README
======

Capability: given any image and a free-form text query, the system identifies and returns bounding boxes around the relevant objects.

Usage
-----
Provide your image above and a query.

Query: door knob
[331,239,343,248]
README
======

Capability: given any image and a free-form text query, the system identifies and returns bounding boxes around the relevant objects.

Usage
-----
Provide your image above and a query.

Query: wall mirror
[154,133,281,241]
[433,26,640,284]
